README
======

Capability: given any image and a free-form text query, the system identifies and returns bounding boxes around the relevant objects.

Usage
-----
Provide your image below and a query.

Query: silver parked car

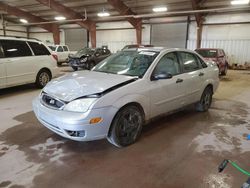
[33,48,219,147]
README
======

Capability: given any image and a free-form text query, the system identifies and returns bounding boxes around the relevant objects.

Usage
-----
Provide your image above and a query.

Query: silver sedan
[33,48,219,147]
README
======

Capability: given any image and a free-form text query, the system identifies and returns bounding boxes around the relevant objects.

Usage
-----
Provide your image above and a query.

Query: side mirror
[151,72,173,81]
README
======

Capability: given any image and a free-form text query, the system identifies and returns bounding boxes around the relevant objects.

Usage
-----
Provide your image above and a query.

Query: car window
[195,49,217,58]
[57,46,63,52]
[197,56,208,68]
[0,40,32,58]
[179,52,201,72]
[28,42,50,56]
[93,50,159,77]
[154,52,180,76]
[63,46,68,51]
[48,46,56,51]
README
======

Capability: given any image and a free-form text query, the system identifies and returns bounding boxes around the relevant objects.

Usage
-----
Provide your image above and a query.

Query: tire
[221,64,228,76]
[107,105,144,147]
[196,86,213,112]
[35,69,51,88]
[88,61,95,70]
[72,66,78,71]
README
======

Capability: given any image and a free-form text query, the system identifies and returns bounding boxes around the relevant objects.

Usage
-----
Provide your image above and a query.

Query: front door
[149,52,187,117]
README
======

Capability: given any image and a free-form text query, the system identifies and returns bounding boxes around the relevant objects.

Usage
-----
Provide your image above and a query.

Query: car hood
[43,71,136,102]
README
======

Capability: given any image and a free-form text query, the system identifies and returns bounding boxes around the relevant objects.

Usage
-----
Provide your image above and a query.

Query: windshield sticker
[139,51,156,56]
[209,50,217,53]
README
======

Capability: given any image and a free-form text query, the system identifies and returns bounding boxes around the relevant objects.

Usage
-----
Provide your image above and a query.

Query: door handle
[176,78,183,83]
[199,72,204,76]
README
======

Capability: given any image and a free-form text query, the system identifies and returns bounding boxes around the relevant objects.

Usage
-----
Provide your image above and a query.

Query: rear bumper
[32,97,118,141]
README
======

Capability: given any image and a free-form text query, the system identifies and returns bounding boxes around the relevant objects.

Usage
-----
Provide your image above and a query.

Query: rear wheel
[221,64,228,76]
[35,69,51,88]
[107,105,144,147]
[196,86,213,112]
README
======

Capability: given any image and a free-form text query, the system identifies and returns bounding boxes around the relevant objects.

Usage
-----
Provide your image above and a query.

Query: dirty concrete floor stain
[0,69,250,188]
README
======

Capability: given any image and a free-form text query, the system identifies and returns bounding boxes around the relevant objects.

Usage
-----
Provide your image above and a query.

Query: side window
[1,40,32,58]
[57,46,63,52]
[63,46,68,51]
[28,42,50,56]
[154,52,180,76]
[179,52,201,72]
[197,55,207,68]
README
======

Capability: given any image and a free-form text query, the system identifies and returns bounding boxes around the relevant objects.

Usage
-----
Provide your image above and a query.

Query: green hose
[229,160,250,176]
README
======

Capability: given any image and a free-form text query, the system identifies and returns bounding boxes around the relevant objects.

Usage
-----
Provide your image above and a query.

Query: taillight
[52,53,58,62]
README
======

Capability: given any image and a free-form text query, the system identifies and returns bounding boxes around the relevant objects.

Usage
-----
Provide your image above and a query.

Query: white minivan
[0,37,59,89]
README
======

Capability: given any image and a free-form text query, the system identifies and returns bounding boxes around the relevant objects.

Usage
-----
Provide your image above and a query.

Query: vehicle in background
[33,48,219,147]
[195,48,229,76]
[0,37,59,89]
[122,44,154,51]
[68,47,111,71]
[48,45,71,66]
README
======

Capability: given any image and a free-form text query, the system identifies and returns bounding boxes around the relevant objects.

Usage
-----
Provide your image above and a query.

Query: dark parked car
[68,47,111,71]
[195,48,229,75]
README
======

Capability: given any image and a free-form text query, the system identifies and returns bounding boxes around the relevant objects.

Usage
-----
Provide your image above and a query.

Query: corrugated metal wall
[187,39,250,65]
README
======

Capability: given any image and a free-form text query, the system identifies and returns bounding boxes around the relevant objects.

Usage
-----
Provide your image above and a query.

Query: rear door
[1,39,34,87]
[0,44,6,88]
[177,51,205,104]
[62,46,69,60]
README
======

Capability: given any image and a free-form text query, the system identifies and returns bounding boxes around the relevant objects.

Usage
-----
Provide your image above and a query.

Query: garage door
[65,28,88,51]
[151,23,188,48]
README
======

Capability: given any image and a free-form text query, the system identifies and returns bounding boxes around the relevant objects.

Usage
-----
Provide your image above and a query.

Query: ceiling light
[231,0,249,5]
[20,19,28,23]
[153,6,167,12]
[97,10,110,17]
[55,16,66,21]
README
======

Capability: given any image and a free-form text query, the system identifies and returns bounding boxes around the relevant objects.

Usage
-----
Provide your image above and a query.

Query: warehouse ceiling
[0,0,250,25]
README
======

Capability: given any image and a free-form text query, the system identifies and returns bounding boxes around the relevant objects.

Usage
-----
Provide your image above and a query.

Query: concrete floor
[0,68,250,188]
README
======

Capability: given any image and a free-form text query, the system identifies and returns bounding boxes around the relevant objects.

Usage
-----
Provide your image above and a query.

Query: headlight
[63,98,96,113]
[80,57,87,63]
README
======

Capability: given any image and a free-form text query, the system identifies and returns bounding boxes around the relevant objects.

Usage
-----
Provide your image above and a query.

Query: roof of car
[123,47,197,54]
[195,48,222,51]
[0,36,43,43]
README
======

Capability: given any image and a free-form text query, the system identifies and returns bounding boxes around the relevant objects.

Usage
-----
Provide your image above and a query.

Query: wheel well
[206,84,213,94]
[38,68,52,77]
[108,102,146,137]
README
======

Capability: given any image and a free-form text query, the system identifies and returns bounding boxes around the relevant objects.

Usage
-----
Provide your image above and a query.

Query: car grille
[41,93,65,110]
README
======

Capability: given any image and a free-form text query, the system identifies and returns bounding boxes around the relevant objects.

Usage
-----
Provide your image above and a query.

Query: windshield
[75,47,94,56]
[48,46,56,51]
[196,49,218,58]
[92,50,159,77]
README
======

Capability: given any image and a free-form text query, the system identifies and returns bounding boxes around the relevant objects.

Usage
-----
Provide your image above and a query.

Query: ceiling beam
[0,2,58,33]
[190,0,202,25]
[35,0,95,30]
[107,0,141,29]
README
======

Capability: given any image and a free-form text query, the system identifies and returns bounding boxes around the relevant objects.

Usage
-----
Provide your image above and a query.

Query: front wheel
[35,69,51,88]
[72,66,78,71]
[196,87,213,112]
[88,61,95,70]
[107,105,144,147]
